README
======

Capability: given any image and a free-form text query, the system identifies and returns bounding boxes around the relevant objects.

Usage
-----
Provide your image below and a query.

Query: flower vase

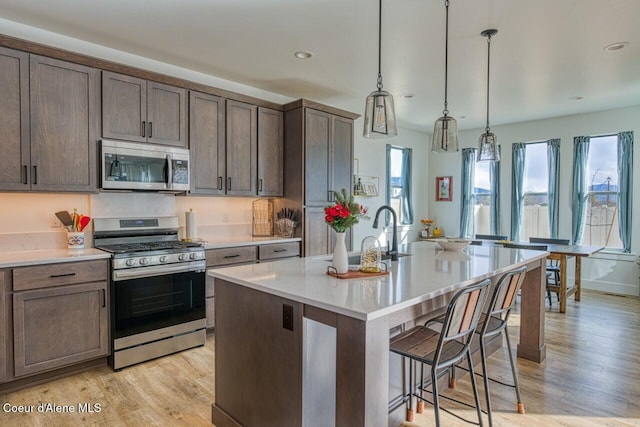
[332,231,349,274]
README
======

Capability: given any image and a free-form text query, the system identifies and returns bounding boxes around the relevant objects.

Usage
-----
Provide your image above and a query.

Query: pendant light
[363,0,397,138]
[477,29,500,161]
[431,0,459,153]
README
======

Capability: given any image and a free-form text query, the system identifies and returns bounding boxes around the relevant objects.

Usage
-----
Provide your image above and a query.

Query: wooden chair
[390,278,492,426]
[449,266,528,426]
[529,237,570,306]
[475,234,509,241]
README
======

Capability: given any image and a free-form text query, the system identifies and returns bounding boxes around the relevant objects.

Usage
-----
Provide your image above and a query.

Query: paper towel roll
[185,209,197,241]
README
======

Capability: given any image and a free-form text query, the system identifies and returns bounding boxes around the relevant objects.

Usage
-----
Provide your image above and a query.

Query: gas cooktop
[96,240,203,254]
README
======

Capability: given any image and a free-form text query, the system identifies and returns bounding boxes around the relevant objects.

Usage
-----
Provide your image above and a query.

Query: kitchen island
[209,242,548,427]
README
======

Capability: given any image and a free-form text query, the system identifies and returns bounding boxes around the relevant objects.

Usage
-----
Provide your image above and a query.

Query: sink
[346,253,411,264]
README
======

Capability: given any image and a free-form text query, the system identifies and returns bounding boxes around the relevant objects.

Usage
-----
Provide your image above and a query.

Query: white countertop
[208,241,548,321]
[0,248,111,268]
[200,235,301,250]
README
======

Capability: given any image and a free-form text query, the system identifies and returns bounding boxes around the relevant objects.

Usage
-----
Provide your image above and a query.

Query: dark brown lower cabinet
[12,281,108,377]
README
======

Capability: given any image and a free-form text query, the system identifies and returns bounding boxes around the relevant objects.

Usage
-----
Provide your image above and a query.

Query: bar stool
[449,266,528,427]
[390,278,492,426]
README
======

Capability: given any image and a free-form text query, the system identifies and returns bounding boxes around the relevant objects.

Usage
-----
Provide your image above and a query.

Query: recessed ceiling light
[400,93,415,99]
[294,51,313,59]
[604,42,629,52]
[569,96,583,101]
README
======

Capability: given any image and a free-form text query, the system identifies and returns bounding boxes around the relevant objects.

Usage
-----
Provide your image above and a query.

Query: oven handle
[112,261,206,281]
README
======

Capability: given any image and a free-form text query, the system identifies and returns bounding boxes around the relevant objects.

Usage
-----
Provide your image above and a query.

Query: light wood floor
[1,290,639,426]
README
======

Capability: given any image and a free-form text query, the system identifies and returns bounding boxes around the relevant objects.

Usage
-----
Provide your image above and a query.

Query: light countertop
[199,235,301,250]
[0,248,111,269]
[208,241,548,321]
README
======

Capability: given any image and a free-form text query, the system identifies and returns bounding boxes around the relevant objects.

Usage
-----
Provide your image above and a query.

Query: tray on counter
[326,265,389,280]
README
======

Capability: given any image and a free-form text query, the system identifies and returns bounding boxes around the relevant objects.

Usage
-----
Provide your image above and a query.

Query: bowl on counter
[435,238,471,251]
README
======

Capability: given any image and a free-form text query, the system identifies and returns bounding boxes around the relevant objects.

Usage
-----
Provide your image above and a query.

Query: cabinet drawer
[13,260,108,291]
[206,246,257,267]
[259,242,300,260]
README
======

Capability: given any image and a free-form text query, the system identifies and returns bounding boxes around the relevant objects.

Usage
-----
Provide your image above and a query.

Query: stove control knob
[139,258,149,266]
[178,253,189,261]
[125,259,136,267]
[189,253,199,260]
[159,256,168,263]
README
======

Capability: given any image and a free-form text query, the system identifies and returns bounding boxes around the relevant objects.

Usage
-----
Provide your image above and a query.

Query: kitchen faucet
[372,205,398,261]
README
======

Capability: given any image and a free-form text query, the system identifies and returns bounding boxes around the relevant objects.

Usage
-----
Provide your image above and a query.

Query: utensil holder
[67,231,85,249]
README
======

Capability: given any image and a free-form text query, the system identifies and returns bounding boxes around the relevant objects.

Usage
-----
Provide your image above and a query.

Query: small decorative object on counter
[433,227,442,237]
[56,208,91,249]
[67,231,85,249]
[325,189,369,274]
[420,218,434,237]
[360,236,381,273]
[275,207,299,237]
[252,199,273,236]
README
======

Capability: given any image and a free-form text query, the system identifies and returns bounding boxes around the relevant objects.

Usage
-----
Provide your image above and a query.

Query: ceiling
[1,0,639,132]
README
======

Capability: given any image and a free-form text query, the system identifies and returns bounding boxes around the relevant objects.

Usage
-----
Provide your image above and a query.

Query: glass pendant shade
[477,131,500,161]
[432,114,459,152]
[363,89,397,138]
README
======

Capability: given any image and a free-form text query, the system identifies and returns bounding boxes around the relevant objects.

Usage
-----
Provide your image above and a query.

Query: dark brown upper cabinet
[226,100,257,196]
[0,47,30,191]
[189,91,226,195]
[29,55,100,192]
[257,107,284,197]
[102,71,187,147]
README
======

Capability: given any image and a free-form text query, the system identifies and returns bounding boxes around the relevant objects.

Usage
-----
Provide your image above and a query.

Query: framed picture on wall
[436,176,452,201]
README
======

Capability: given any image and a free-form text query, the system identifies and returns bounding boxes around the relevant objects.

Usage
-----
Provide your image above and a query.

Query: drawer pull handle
[142,121,146,137]
[273,248,287,253]
[223,254,240,259]
[50,272,76,278]
[102,289,106,308]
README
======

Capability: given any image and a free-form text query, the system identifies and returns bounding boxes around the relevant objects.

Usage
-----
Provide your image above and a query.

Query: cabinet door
[147,81,187,147]
[0,47,30,191]
[102,71,146,142]
[331,116,353,197]
[304,109,331,205]
[304,207,331,256]
[226,100,257,196]
[30,55,99,192]
[0,271,7,383]
[13,281,108,377]
[257,107,283,197]
[190,91,226,195]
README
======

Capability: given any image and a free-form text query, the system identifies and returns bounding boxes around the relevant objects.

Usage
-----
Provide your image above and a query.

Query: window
[386,145,413,225]
[519,143,550,240]
[580,135,622,249]
[473,160,492,235]
[460,148,499,238]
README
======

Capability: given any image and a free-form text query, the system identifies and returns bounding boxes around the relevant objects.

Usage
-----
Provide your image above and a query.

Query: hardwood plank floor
[0,290,638,426]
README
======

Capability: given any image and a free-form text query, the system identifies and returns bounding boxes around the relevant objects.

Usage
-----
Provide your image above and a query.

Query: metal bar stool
[449,266,528,427]
[390,278,492,426]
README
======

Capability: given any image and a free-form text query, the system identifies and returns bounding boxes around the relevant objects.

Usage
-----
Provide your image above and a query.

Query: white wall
[351,123,429,251]
[429,105,640,296]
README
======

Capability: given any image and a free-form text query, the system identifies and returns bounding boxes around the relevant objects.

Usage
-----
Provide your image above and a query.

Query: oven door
[113,269,205,340]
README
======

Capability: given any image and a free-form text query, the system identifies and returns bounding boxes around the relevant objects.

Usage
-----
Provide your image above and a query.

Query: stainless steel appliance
[94,216,205,370]
[100,140,190,192]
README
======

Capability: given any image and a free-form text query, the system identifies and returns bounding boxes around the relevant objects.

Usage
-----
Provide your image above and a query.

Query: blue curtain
[571,136,590,244]
[489,147,501,235]
[547,139,561,238]
[400,147,414,225]
[617,131,633,252]
[459,148,476,238]
[510,143,526,241]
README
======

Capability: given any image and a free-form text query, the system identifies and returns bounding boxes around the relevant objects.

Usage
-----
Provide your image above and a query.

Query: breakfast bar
[209,242,548,427]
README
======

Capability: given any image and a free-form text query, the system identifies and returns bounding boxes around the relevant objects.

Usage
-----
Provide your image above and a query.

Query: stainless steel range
[94,216,206,370]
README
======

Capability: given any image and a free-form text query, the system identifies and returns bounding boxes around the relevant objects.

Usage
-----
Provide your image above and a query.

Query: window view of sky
[587,135,618,188]
[523,142,548,193]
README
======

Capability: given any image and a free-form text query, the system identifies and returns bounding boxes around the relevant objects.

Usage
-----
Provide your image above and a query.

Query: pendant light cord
[377,0,383,90]
[443,0,450,116]
[485,33,492,132]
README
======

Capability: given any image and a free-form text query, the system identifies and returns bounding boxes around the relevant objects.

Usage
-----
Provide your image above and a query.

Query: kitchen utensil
[55,211,73,228]
[79,216,91,232]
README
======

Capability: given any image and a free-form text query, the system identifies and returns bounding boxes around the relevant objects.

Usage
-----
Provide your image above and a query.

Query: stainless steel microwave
[100,140,190,192]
